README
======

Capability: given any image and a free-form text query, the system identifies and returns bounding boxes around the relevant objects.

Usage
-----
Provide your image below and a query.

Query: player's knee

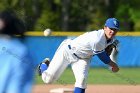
[42,72,54,84]
[42,77,53,84]
[75,77,87,89]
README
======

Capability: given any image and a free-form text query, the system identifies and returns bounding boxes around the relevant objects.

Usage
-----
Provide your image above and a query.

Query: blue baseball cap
[105,18,120,30]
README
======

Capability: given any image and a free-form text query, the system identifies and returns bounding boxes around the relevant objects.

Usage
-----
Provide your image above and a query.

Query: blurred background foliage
[0,0,140,31]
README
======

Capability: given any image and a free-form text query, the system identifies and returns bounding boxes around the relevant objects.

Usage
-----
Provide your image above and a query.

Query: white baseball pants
[42,39,90,88]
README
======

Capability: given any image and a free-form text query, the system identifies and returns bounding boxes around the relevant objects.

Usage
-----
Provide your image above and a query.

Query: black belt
[68,45,81,59]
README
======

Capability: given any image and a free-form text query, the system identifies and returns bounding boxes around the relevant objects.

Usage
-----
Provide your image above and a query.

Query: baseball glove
[105,39,119,56]
[37,58,50,76]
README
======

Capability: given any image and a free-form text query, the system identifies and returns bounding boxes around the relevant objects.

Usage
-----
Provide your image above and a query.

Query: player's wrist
[108,61,119,72]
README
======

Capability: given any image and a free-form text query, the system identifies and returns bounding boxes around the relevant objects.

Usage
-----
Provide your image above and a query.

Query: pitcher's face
[104,26,118,39]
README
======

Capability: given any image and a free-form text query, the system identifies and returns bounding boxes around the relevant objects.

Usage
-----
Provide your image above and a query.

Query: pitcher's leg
[42,49,69,84]
[71,59,90,93]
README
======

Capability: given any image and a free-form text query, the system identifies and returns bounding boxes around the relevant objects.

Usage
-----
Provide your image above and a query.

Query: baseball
[44,28,51,36]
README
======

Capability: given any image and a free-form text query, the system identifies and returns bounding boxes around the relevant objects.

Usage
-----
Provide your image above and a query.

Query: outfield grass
[35,67,140,85]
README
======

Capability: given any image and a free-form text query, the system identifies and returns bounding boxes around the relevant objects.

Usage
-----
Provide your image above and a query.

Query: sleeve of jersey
[96,51,111,64]
[92,42,105,54]
[91,36,105,54]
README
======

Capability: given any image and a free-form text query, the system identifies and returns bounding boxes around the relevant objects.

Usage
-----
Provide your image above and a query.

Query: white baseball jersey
[70,29,113,59]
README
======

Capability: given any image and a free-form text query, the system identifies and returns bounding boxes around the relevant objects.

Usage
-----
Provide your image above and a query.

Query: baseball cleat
[37,58,50,76]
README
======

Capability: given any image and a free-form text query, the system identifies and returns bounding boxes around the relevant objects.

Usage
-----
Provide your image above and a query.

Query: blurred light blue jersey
[0,36,34,93]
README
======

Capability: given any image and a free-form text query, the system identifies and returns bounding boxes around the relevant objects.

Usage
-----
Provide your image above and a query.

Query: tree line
[0,0,140,31]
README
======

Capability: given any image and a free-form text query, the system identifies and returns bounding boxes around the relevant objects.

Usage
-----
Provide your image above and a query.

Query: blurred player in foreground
[0,10,34,93]
[38,18,120,93]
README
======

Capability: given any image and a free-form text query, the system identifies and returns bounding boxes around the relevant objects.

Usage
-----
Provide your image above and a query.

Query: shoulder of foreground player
[6,38,29,58]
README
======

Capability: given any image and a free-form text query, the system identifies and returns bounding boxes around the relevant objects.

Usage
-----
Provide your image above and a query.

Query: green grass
[35,67,140,85]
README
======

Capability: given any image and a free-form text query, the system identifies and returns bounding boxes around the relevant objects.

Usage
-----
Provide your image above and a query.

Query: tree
[1,0,140,31]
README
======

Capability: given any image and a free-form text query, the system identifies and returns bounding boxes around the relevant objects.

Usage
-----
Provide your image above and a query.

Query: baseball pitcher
[38,18,120,93]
